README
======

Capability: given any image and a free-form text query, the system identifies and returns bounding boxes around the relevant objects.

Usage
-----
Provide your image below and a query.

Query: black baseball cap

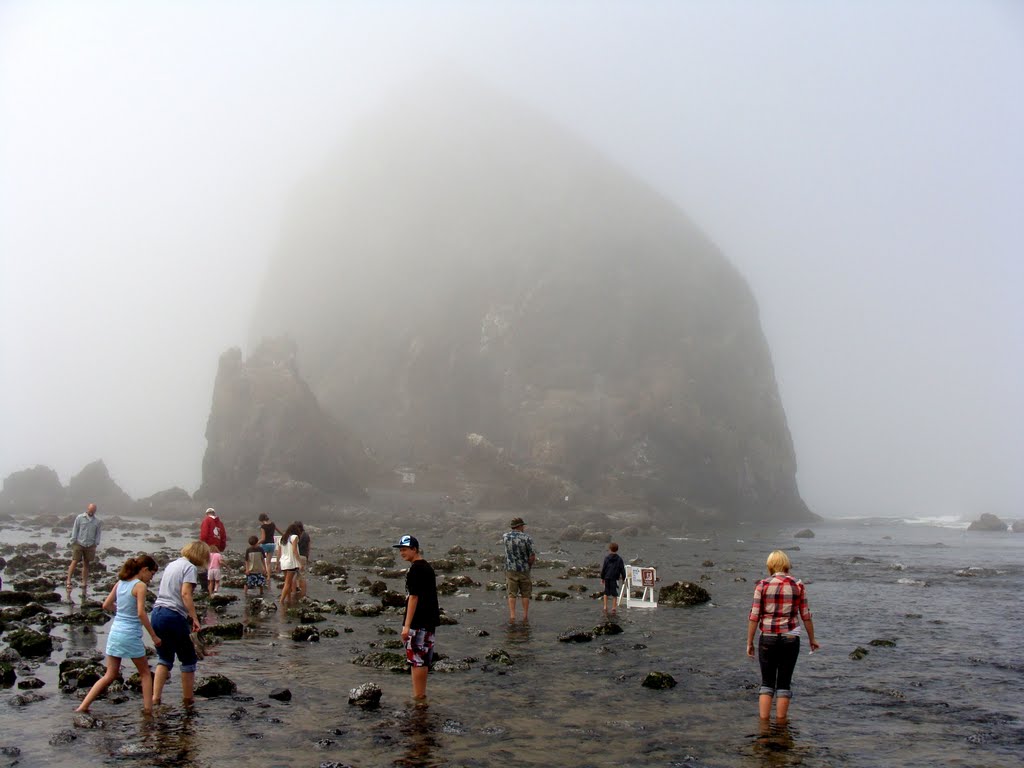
[392,534,420,550]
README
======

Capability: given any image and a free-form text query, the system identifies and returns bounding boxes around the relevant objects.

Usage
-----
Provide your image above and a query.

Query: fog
[1,1,1021,520]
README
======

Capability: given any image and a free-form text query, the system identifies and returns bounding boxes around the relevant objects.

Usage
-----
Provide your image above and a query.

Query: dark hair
[248,535,259,546]
[118,554,158,580]
[609,542,619,552]
[258,513,270,522]
[281,521,302,542]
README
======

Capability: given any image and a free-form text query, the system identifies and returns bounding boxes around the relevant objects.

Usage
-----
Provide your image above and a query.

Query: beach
[1,504,1022,768]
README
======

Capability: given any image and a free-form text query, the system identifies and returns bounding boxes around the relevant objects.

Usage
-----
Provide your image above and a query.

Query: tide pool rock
[6,628,53,658]
[194,674,237,698]
[348,682,382,710]
[967,513,1007,532]
[558,627,594,643]
[659,582,710,606]
[794,529,815,538]
[641,672,677,690]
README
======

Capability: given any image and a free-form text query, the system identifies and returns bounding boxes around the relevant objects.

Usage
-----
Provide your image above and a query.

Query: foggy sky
[1,1,1021,519]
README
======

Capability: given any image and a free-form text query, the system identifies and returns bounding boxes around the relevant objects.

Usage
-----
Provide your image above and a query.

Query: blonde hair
[181,540,211,567]
[766,550,791,575]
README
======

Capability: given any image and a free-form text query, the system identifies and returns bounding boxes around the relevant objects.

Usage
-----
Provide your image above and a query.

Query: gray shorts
[506,570,532,598]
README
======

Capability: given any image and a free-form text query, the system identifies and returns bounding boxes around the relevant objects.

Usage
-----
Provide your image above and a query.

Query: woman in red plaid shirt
[746,550,820,721]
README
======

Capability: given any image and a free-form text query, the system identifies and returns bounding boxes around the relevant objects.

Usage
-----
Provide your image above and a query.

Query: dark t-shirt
[405,558,440,630]
[259,522,276,545]
[297,531,311,557]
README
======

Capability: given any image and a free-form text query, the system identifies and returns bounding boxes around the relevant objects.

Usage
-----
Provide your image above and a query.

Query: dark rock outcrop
[0,466,64,513]
[967,513,1007,532]
[132,487,201,521]
[660,581,711,606]
[67,460,132,515]
[250,76,815,523]
[196,338,369,517]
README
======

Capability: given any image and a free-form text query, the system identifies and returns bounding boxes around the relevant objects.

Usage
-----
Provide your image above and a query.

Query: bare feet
[74,705,89,713]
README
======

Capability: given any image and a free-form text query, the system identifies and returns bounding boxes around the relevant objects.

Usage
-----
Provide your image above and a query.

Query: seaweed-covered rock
[194,674,237,698]
[0,592,34,606]
[348,682,382,709]
[659,581,710,606]
[6,628,53,658]
[485,648,513,665]
[593,621,623,636]
[869,638,897,647]
[348,602,384,617]
[59,656,105,691]
[849,647,869,660]
[291,625,320,642]
[536,590,570,601]
[379,590,406,609]
[641,671,677,689]
[351,652,406,673]
[794,529,815,538]
[0,662,15,685]
[558,627,594,643]
[198,621,244,641]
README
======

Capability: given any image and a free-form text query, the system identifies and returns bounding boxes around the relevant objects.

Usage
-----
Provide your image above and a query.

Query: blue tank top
[111,578,142,633]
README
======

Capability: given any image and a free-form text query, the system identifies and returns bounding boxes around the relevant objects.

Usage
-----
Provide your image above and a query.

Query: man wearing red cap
[66,502,102,595]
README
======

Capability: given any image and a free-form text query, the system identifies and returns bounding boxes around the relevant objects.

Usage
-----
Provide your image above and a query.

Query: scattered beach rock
[593,621,623,636]
[849,647,869,660]
[348,682,382,709]
[869,638,897,647]
[194,674,237,698]
[794,529,815,539]
[6,628,53,658]
[659,582,710,606]
[351,652,406,672]
[269,688,292,701]
[292,626,320,642]
[558,627,594,643]
[641,672,676,689]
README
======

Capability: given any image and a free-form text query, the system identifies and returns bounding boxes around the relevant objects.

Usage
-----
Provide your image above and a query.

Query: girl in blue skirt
[76,554,161,714]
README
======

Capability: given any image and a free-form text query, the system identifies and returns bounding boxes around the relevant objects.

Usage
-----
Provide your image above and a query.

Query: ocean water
[1,514,1022,767]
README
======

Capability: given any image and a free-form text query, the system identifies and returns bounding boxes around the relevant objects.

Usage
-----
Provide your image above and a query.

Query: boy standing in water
[394,535,439,701]
[600,542,626,614]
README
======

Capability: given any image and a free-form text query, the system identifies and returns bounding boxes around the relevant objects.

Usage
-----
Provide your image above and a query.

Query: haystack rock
[196,337,369,516]
[250,75,815,523]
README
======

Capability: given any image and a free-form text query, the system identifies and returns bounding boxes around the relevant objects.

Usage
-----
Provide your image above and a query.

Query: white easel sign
[618,565,658,608]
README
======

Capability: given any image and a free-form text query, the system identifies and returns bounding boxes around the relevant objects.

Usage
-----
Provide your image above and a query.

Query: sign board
[618,565,658,608]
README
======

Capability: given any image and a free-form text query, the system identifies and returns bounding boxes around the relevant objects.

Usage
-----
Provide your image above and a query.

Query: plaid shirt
[749,573,812,634]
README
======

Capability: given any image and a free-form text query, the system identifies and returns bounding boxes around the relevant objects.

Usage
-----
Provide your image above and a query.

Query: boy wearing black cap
[393,534,439,700]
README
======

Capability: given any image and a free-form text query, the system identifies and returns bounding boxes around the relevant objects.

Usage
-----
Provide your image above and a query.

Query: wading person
[277,521,302,606]
[394,534,439,701]
[151,541,210,706]
[66,502,102,595]
[257,512,280,571]
[600,542,626,615]
[76,555,160,714]
[502,517,535,622]
[746,550,820,722]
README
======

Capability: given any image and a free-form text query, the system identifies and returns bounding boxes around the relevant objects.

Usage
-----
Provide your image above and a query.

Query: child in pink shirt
[207,550,223,595]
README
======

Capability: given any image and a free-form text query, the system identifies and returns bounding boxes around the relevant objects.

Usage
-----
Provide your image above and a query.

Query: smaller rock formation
[196,338,370,518]
[794,528,815,539]
[67,460,133,515]
[0,466,64,513]
[967,513,1008,532]
[132,487,201,521]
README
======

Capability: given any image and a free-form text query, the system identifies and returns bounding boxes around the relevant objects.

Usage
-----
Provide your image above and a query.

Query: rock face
[196,338,368,515]
[250,76,815,523]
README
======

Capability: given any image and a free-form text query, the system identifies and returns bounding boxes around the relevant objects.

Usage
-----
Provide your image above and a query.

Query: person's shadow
[393,702,441,767]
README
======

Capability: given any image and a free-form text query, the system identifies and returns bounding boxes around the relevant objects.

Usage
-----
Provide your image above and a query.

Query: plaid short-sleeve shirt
[749,573,812,634]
